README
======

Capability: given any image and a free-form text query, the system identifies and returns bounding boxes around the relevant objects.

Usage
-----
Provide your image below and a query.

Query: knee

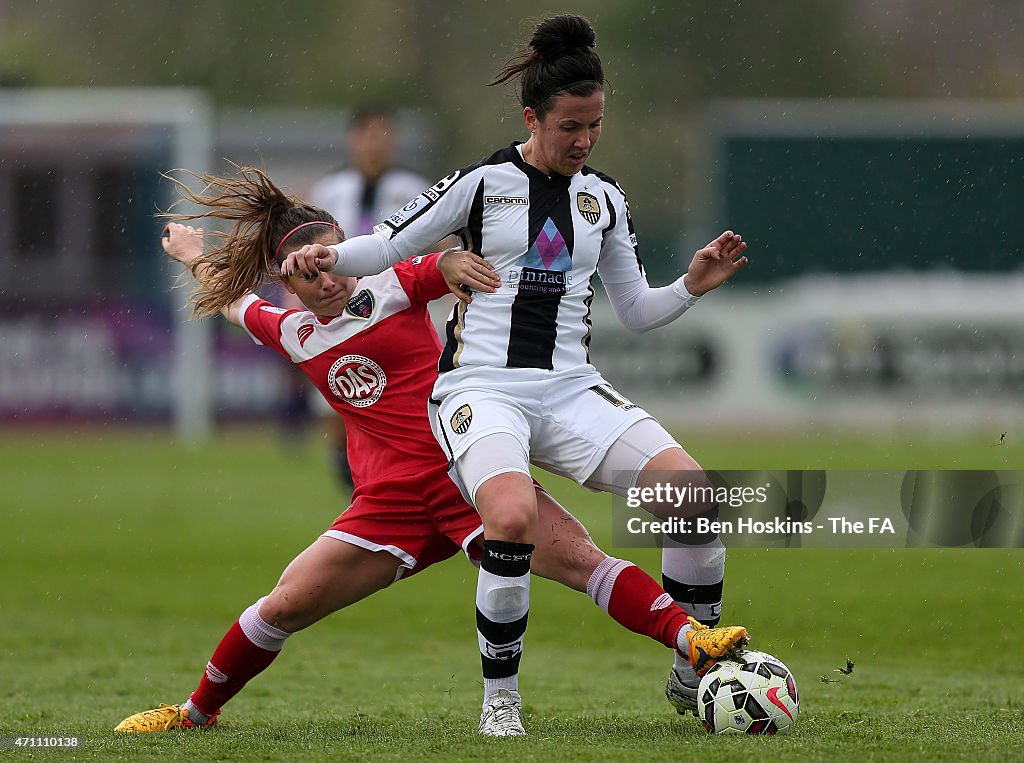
[639,449,715,518]
[476,474,538,542]
[638,449,709,500]
[483,505,535,542]
[641,447,703,478]
[258,587,312,633]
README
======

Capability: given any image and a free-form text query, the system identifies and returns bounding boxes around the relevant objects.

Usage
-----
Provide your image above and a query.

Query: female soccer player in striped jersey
[280,15,750,735]
[113,167,747,736]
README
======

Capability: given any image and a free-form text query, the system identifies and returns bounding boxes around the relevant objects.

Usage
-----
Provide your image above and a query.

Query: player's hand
[161,223,204,266]
[280,243,338,279]
[682,230,748,297]
[437,247,500,303]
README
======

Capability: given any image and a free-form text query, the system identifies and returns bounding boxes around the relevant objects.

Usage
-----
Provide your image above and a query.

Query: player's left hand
[682,230,748,296]
[437,248,500,303]
[280,243,338,280]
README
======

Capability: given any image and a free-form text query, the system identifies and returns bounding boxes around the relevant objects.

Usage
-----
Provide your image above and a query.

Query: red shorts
[322,462,483,580]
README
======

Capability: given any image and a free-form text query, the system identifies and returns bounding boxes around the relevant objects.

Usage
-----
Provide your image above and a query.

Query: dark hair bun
[530,14,596,59]
[489,12,603,112]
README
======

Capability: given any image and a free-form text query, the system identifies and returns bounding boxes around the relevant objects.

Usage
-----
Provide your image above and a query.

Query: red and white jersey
[239,253,449,486]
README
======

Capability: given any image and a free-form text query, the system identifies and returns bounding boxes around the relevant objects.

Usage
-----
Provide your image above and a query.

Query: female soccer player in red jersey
[114,167,746,735]
[279,14,750,735]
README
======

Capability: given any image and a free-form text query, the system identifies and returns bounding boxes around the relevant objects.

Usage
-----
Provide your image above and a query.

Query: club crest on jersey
[576,192,601,224]
[297,323,315,347]
[345,290,375,319]
[450,404,473,435]
[327,354,386,408]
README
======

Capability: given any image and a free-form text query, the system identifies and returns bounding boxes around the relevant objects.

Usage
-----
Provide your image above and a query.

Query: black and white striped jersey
[370,143,647,374]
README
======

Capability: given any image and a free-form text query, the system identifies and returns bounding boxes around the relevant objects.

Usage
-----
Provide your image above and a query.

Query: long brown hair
[162,165,341,317]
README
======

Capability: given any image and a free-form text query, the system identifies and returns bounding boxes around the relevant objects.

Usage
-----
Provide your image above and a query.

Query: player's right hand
[161,223,204,266]
[280,243,338,279]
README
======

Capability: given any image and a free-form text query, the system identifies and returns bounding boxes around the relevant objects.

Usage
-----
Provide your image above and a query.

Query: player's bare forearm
[218,299,246,327]
[161,223,246,328]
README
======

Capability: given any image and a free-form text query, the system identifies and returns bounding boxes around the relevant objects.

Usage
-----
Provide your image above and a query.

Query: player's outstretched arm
[161,223,248,327]
[603,230,749,333]
[681,230,748,297]
[281,234,400,280]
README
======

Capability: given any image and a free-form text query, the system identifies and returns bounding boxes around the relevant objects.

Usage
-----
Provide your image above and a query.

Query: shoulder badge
[345,290,375,320]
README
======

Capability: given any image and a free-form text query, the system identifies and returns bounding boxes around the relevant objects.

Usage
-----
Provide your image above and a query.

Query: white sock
[585,557,634,611]
[663,539,725,672]
[476,540,532,706]
[483,676,519,704]
[181,699,210,725]
[243,597,292,651]
[674,624,700,675]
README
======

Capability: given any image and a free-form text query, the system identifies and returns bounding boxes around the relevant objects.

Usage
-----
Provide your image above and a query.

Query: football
[697,650,799,735]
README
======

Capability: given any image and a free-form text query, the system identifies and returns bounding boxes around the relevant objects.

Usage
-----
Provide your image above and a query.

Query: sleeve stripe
[466,180,486,254]
[602,189,616,236]
[237,294,266,346]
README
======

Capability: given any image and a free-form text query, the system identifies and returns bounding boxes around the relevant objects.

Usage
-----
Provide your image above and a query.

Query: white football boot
[665,664,700,717]
[478,688,526,737]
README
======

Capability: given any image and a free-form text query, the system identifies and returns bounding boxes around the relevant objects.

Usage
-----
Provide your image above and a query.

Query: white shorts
[429,366,654,494]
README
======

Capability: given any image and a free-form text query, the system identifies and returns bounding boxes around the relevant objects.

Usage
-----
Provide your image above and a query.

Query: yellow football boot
[684,617,750,676]
[113,703,218,732]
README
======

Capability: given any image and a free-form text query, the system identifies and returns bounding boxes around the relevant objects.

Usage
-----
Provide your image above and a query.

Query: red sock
[591,559,692,652]
[188,620,282,717]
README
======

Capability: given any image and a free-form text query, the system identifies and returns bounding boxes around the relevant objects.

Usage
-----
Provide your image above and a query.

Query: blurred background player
[310,104,431,240]
[287,105,443,491]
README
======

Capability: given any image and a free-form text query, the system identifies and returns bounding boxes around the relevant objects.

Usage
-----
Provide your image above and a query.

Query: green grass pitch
[1,427,1021,761]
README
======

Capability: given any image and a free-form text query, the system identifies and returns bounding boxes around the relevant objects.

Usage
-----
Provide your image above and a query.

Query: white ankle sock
[181,699,210,725]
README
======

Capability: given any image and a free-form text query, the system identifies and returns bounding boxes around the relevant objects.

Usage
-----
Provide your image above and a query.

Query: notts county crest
[576,192,601,224]
[450,404,473,435]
